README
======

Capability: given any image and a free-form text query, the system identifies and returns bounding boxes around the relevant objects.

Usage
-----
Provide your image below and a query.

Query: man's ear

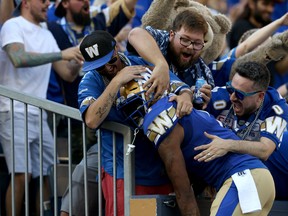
[258,91,266,103]
[62,0,69,9]
[22,0,29,8]
[248,0,256,11]
[169,30,175,42]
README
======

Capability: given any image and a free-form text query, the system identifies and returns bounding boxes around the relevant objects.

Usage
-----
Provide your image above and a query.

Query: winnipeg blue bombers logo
[80,96,96,108]
[146,105,177,145]
[260,116,287,141]
[85,44,99,58]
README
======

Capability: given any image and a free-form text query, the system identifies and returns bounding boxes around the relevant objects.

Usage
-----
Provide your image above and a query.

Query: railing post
[100,122,133,216]
[123,137,134,216]
[0,85,135,216]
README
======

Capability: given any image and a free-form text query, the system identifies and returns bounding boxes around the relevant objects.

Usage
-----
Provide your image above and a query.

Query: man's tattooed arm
[4,43,62,67]
[95,92,116,119]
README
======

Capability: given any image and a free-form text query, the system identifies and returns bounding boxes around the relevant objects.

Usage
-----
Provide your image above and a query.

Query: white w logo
[85,44,99,58]
[146,105,177,145]
[261,116,287,141]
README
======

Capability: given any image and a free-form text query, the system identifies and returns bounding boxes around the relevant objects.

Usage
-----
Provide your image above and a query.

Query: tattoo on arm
[95,93,116,118]
[4,43,62,67]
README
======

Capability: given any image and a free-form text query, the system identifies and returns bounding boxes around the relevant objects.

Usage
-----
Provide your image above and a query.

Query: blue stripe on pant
[216,181,238,216]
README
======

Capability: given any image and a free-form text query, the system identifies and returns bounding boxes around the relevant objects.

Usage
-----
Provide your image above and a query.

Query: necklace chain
[223,100,264,140]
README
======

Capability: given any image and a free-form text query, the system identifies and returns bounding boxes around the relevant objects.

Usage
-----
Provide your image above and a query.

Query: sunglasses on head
[226,81,261,101]
[96,54,119,71]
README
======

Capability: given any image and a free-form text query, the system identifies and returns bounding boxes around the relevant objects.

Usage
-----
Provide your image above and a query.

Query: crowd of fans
[0,0,287,215]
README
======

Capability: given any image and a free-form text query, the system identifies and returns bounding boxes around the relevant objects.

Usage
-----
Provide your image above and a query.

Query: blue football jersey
[206,86,288,199]
[143,96,266,191]
[206,87,288,147]
[264,131,288,199]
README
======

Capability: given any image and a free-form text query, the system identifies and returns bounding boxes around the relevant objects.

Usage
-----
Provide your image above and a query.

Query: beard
[253,10,271,26]
[31,9,47,23]
[72,12,91,26]
[168,43,201,71]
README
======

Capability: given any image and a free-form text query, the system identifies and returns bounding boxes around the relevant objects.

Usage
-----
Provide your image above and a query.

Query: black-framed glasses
[174,32,205,51]
[96,54,119,71]
[226,81,261,101]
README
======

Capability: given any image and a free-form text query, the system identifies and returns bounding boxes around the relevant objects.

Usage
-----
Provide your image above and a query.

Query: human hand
[115,24,132,42]
[143,64,169,99]
[114,65,146,86]
[194,132,228,162]
[169,92,193,118]
[67,59,83,76]
[61,47,84,64]
[200,84,212,110]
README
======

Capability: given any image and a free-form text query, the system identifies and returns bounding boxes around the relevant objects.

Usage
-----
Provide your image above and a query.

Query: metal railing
[0,84,133,216]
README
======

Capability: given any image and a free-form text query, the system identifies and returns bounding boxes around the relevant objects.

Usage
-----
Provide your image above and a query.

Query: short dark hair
[234,61,270,91]
[238,0,277,21]
[238,28,259,44]
[171,9,208,36]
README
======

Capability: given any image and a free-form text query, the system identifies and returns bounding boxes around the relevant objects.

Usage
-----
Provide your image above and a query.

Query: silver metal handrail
[0,84,132,216]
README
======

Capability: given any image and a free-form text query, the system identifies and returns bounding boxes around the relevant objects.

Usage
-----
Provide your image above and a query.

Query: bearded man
[128,9,214,109]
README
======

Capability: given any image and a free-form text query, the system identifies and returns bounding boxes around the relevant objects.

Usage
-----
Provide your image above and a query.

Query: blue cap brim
[82,49,114,72]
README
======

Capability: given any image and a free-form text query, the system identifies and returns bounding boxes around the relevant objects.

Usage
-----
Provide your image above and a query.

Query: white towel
[232,169,262,214]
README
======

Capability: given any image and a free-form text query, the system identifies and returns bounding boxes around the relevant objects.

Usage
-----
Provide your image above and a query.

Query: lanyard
[58,17,94,46]
[223,101,263,140]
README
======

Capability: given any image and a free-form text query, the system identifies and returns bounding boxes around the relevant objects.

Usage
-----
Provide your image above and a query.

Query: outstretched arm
[158,123,200,216]
[128,27,169,98]
[124,0,137,13]
[194,132,276,162]
[4,43,63,67]
[105,0,137,24]
[52,47,84,82]
[3,43,84,82]
[235,12,288,58]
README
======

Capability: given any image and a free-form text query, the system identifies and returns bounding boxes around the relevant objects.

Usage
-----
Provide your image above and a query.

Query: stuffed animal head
[263,31,288,62]
[230,30,288,79]
[141,0,232,64]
